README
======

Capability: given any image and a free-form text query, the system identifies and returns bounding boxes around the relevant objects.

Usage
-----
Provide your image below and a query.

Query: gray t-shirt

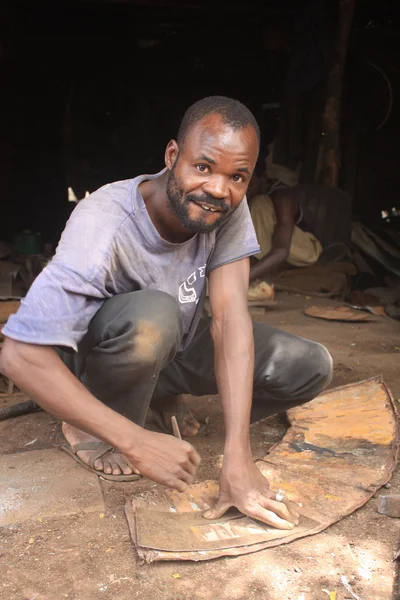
[3,169,259,351]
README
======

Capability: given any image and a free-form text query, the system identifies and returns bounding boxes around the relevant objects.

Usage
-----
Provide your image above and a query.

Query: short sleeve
[206,198,260,274]
[1,202,120,351]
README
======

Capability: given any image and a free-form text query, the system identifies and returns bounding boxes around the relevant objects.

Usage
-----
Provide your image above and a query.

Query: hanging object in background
[68,187,90,203]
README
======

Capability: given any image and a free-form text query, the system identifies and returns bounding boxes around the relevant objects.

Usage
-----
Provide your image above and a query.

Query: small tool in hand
[171,415,182,440]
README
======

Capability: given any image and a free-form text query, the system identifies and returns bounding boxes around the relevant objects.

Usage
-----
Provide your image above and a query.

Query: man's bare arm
[249,188,296,281]
[203,258,298,529]
[0,339,200,490]
[209,258,254,454]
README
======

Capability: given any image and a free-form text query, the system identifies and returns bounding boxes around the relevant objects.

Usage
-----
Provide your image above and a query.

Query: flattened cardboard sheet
[126,377,398,562]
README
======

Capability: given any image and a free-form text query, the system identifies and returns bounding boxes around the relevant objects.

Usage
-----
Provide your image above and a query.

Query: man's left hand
[203,458,299,530]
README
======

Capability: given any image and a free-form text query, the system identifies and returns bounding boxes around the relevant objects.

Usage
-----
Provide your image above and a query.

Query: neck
[139,171,195,244]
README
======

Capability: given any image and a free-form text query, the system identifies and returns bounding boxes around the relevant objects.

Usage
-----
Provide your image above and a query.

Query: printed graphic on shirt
[178,264,206,304]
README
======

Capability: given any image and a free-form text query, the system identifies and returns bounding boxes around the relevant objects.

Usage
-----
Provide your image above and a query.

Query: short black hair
[177,96,260,148]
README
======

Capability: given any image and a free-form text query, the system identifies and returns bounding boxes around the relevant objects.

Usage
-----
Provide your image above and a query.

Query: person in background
[247,145,323,288]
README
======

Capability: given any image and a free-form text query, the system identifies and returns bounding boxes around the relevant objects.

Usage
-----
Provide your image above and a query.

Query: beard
[166,164,231,234]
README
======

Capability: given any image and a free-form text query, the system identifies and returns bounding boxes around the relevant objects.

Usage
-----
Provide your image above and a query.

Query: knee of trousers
[90,290,183,368]
[257,338,333,403]
[302,342,333,397]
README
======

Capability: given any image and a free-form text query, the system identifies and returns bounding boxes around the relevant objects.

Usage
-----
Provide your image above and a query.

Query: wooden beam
[321,0,356,187]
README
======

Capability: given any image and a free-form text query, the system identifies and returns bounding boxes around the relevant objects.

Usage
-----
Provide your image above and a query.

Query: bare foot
[148,395,201,437]
[62,422,135,476]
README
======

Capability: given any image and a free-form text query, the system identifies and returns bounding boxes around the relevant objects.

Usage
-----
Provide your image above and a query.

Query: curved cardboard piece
[126,377,398,562]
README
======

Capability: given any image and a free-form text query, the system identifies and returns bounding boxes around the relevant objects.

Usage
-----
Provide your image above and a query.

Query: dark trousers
[60,290,333,426]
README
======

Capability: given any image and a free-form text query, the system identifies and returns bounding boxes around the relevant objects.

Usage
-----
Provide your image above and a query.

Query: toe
[110,461,122,476]
[115,454,133,475]
[83,450,136,477]
[122,463,133,475]
[93,457,104,472]
[117,454,133,475]
[103,459,113,474]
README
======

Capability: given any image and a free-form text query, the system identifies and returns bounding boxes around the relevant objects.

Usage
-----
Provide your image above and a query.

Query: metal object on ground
[346,303,385,316]
[0,399,42,421]
[377,494,400,518]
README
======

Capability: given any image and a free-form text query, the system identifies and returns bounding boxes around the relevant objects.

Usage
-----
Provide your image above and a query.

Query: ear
[165,139,179,170]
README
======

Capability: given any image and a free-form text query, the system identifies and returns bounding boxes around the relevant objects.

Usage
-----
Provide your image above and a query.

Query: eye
[231,174,245,183]
[196,164,210,173]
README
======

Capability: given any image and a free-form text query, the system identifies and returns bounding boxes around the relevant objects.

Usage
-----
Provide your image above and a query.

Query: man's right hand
[0,341,200,492]
[128,429,201,492]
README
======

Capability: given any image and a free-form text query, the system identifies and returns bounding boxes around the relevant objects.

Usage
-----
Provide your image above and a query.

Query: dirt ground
[1,293,400,600]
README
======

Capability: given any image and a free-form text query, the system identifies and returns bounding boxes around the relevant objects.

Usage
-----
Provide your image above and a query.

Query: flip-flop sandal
[61,441,141,482]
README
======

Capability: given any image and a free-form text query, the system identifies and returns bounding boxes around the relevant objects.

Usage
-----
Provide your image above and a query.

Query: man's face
[165,114,259,234]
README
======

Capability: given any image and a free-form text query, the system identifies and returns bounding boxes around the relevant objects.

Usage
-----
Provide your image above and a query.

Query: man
[0,97,332,530]
[248,151,323,283]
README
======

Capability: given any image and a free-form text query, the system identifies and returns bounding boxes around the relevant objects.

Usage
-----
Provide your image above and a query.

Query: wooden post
[321,0,356,187]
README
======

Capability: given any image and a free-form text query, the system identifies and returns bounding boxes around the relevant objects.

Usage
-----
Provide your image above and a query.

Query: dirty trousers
[60,290,333,425]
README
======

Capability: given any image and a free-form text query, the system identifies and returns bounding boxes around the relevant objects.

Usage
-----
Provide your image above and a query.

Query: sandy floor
[1,293,400,600]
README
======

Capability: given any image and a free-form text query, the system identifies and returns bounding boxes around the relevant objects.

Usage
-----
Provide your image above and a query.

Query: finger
[259,497,299,525]
[168,477,189,493]
[203,500,231,520]
[278,497,300,521]
[174,466,195,486]
[265,490,300,520]
[265,489,277,499]
[188,446,201,467]
[260,495,298,523]
[284,499,300,521]
[181,459,197,476]
[246,505,295,530]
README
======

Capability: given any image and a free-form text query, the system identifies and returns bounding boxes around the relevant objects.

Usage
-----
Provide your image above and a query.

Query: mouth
[192,200,224,214]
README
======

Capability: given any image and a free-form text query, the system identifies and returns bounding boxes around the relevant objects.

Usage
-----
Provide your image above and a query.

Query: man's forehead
[184,115,258,163]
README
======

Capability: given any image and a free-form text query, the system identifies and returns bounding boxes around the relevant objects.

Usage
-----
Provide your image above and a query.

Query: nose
[202,175,228,200]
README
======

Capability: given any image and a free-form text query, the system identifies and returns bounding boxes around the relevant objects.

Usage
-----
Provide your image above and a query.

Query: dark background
[0,0,398,247]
